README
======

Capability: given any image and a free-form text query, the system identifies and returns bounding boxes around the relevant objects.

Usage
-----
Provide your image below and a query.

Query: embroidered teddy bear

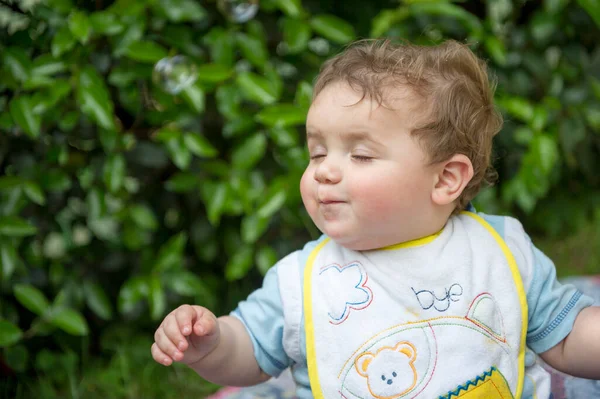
[355,341,418,399]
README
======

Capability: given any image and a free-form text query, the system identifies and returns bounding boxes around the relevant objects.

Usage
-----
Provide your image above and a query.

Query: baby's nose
[314,160,341,184]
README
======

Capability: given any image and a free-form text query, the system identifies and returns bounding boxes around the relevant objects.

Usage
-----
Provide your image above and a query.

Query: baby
[151,39,599,398]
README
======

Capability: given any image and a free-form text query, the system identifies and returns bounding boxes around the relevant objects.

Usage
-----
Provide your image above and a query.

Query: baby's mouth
[319,199,345,205]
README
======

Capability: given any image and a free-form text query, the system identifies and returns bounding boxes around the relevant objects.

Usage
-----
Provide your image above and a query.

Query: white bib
[304,212,527,399]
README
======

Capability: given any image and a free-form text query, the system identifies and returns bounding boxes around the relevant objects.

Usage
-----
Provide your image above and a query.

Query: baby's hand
[151,305,220,367]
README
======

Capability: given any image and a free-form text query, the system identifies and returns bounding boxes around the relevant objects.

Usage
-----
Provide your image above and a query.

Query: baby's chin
[325,230,377,251]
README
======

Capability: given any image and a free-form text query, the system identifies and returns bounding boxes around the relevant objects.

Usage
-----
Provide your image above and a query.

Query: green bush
[1,0,599,397]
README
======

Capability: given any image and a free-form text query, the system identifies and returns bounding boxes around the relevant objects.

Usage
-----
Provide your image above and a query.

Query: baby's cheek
[300,172,316,213]
[353,180,399,216]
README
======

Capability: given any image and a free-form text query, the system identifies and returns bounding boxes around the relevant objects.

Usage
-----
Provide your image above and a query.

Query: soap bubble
[217,0,259,23]
[152,55,198,95]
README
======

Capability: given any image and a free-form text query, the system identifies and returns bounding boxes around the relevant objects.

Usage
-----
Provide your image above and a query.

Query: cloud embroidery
[319,262,373,324]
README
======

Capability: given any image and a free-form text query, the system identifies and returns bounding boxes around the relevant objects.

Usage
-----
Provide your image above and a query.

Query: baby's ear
[431,154,474,206]
[355,353,374,377]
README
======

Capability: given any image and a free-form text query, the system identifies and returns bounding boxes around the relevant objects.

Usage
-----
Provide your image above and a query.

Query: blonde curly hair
[313,39,503,213]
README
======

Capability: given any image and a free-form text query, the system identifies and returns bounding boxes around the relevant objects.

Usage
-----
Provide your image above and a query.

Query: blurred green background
[1,0,599,397]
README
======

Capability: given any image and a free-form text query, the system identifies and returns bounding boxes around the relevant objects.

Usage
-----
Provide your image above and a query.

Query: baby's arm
[151,305,271,386]
[540,306,600,379]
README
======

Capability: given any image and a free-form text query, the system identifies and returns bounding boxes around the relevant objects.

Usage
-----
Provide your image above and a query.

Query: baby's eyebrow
[342,132,386,149]
[306,130,382,146]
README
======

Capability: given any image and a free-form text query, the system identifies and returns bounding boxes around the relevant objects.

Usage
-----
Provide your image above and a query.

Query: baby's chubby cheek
[299,172,318,217]
[349,181,400,218]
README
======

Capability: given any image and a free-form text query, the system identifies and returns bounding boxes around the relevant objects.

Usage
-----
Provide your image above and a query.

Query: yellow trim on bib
[462,211,528,399]
[381,229,443,250]
[304,237,330,399]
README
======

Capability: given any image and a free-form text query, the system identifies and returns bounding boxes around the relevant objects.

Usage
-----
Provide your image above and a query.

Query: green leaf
[152,0,207,22]
[196,64,234,84]
[237,72,278,105]
[256,104,308,127]
[241,214,270,243]
[255,245,278,275]
[309,14,355,44]
[31,56,67,77]
[52,26,76,57]
[165,172,200,192]
[294,81,313,109]
[113,21,145,56]
[262,62,283,100]
[166,271,207,296]
[225,245,254,280]
[216,83,243,118]
[204,27,235,66]
[484,36,507,66]
[181,82,206,113]
[103,154,126,193]
[118,277,149,315]
[148,276,166,321]
[22,181,45,206]
[83,281,113,320]
[165,137,192,170]
[534,135,559,174]
[232,133,267,169]
[10,97,41,138]
[77,67,116,130]
[90,11,124,36]
[3,48,32,82]
[257,188,286,218]
[576,0,600,28]
[0,321,23,347]
[125,41,168,63]
[371,8,410,37]
[236,33,269,69]
[203,182,228,226]
[13,284,50,316]
[0,177,24,191]
[282,18,312,54]
[153,233,187,273]
[410,2,484,39]
[49,308,89,336]
[68,10,91,44]
[130,204,158,231]
[0,217,37,237]
[269,126,298,148]
[184,134,218,158]
[275,0,303,17]
[497,96,534,123]
[1,241,20,281]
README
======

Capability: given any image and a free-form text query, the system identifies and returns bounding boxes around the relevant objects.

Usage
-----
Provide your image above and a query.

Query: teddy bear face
[355,342,418,399]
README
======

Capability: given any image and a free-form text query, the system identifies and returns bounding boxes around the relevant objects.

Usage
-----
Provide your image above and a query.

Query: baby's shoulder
[461,211,537,286]
[458,211,529,242]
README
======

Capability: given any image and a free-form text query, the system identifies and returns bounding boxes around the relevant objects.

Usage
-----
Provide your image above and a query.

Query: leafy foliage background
[0,0,599,397]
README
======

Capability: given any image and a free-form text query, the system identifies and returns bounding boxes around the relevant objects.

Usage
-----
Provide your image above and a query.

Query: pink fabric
[206,387,241,399]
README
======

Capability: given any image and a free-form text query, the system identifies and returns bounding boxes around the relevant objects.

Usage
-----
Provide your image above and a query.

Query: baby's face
[300,82,439,250]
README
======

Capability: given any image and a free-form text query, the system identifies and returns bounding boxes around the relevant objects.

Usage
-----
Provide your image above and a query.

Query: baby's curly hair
[313,39,503,213]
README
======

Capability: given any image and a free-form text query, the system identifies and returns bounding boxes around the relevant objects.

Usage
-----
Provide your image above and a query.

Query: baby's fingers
[151,342,173,366]
[193,310,217,337]
[174,304,201,338]
[154,325,185,362]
